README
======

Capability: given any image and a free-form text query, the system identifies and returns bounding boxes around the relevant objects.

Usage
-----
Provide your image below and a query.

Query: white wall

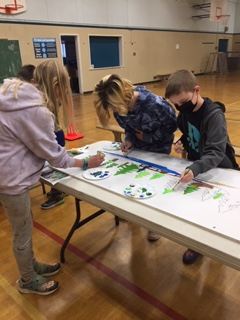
[0,0,239,91]
[234,3,240,32]
[0,0,237,34]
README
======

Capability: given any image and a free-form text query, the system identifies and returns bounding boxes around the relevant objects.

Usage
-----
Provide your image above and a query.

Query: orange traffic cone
[64,124,84,141]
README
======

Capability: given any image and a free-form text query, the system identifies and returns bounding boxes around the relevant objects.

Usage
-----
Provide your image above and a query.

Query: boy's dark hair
[17,64,36,83]
[165,69,197,99]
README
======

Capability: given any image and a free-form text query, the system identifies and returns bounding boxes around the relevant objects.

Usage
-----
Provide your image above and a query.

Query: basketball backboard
[210,0,227,22]
[0,0,26,15]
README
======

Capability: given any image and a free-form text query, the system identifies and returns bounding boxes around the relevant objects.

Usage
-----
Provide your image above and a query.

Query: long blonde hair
[0,79,52,127]
[93,74,133,127]
[34,60,76,132]
[1,79,24,97]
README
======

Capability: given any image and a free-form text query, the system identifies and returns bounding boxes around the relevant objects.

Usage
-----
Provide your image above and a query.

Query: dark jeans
[51,129,65,197]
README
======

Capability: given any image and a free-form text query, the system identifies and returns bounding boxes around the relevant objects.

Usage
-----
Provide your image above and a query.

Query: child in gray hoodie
[0,62,104,295]
[165,69,238,265]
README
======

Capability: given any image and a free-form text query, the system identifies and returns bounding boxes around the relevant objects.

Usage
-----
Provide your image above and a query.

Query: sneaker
[34,261,61,276]
[147,231,161,241]
[46,190,66,198]
[41,196,65,210]
[182,249,201,265]
[18,274,59,295]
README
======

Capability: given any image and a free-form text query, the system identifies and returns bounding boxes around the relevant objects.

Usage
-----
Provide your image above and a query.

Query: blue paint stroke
[103,151,180,175]
[102,151,214,188]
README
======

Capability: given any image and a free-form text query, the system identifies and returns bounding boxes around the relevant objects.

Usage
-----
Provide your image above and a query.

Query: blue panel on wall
[90,36,120,68]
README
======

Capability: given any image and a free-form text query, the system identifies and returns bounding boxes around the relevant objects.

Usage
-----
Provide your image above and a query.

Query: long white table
[50,141,240,270]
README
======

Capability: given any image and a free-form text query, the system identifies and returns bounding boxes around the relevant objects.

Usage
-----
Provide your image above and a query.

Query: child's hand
[179,168,194,183]
[121,141,132,153]
[135,129,143,140]
[88,155,105,168]
[173,140,184,154]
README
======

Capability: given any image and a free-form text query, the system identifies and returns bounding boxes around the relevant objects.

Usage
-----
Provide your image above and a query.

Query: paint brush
[171,180,181,191]
[123,148,132,157]
[172,168,191,190]
[122,142,132,157]
[97,151,105,158]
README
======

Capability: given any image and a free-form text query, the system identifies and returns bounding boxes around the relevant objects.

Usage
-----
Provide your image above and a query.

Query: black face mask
[175,99,197,115]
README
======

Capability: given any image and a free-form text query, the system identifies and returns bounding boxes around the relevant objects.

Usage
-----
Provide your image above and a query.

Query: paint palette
[82,169,111,180]
[102,142,121,151]
[124,184,157,199]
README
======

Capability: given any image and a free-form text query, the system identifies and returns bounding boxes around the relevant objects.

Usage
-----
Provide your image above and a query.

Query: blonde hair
[34,60,76,132]
[1,79,43,104]
[93,74,133,127]
[1,79,52,126]
[1,79,23,98]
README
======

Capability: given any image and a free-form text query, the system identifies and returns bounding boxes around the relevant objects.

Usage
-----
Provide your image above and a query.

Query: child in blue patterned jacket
[93,74,178,241]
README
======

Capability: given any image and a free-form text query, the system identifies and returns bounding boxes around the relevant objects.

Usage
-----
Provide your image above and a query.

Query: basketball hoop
[219,14,230,26]
[210,1,230,24]
[4,3,23,14]
[4,6,12,14]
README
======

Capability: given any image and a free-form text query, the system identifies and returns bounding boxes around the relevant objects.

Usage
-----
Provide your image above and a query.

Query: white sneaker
[147,231,161,241]
[17,274,59,295]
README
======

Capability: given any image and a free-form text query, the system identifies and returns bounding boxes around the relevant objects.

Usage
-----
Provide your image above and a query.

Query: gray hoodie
[0,79,75,195]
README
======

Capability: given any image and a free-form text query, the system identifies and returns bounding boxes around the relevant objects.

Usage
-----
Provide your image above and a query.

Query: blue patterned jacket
[114,86,177,154]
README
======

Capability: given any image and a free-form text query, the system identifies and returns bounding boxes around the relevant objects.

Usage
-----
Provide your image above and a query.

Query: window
[89,35,122,69]
[61,41,67,58]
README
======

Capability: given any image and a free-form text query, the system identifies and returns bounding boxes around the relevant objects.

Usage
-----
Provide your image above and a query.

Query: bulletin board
[0,40,22,82]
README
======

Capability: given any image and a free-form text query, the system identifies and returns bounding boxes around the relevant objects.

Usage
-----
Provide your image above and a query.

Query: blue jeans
[50,129,65,196]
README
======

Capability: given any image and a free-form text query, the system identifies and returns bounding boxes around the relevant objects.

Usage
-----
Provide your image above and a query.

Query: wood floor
[0,71,240,320]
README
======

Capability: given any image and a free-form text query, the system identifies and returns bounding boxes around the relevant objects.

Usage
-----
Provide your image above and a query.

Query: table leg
[60,198,105,262]
[115,216,119,226]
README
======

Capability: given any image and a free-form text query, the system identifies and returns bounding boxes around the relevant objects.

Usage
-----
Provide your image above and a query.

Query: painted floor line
[33,221,186,320]
[0,274,47,320]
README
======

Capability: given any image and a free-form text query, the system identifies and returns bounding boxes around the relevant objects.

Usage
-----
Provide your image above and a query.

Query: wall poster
[33,38,57,59]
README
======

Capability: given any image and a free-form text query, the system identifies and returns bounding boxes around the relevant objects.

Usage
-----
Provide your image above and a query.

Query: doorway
[218,39,228,53]
[60,35,82,94]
